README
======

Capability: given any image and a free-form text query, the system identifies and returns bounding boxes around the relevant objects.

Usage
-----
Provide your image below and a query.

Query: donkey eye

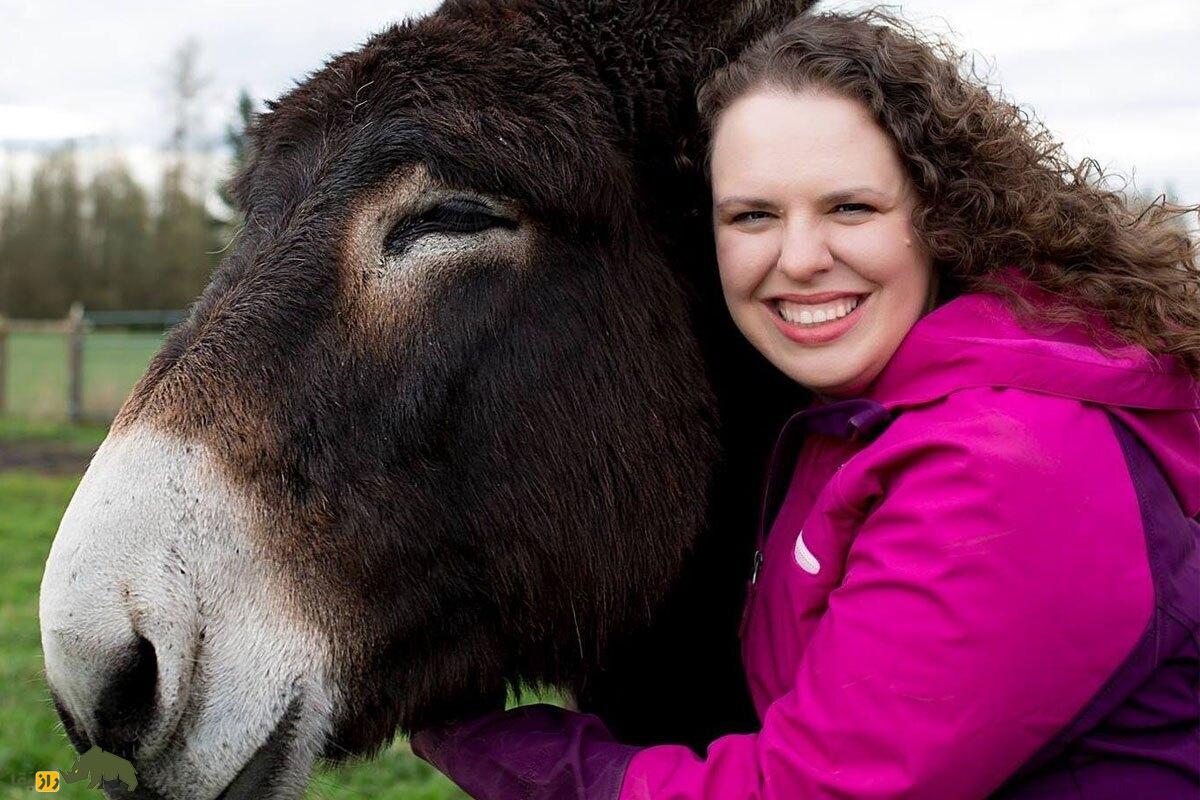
[383,198,518,257]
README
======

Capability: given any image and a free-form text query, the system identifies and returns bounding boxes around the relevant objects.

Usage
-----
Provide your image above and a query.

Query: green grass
[0,468,95,799]
[0,417,108,450]
[3,331,164,421]
[0,422,472,799]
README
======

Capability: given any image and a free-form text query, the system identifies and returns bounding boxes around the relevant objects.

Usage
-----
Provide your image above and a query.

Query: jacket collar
[766,286,1200,519]
[862,291,1198,413]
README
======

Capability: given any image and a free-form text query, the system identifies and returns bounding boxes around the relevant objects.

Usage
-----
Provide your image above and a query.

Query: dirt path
[0,441,96,475]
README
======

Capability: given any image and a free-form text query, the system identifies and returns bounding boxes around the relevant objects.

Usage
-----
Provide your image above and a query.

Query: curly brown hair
[696,9,1200,377]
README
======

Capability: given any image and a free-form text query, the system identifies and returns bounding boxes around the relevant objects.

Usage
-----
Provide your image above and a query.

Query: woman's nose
[776,219,834,280]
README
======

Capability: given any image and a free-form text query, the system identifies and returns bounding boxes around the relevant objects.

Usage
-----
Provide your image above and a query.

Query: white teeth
[777,296,862,326]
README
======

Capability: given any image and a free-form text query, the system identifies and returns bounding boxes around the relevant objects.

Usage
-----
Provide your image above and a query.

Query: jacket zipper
[737,398,888,641]
[737,408,842,639]
[739,410,807,640]
[737,549,764,639]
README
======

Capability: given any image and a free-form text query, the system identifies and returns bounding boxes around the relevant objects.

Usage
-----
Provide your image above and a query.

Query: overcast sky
[1,0,1197,205]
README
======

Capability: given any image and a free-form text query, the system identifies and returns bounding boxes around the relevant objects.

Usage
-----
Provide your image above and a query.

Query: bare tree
[166,37,209,165]
[153,38,221,308]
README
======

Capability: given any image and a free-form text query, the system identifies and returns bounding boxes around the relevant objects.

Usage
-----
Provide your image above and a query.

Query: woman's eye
[384,199,518,256]
[833,203,875,214]
[731,210,773,224]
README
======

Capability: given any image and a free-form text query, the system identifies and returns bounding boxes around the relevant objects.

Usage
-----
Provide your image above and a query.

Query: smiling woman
[411,9,1199,800]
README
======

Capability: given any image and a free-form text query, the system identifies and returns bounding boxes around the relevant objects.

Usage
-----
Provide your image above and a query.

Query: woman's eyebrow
[819,187,887,204]
[714,196,775,211]
[715,187,891,211]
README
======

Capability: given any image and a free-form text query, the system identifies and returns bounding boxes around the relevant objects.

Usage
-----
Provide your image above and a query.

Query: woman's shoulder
[876,385,1114,456]
[836,386,1133,511]
[832,387,1151,608]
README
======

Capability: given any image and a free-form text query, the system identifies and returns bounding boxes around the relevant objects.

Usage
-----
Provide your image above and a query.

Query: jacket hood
[864,290,1200,515]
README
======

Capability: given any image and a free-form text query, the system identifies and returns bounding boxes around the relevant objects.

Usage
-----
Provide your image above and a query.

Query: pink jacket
[414,288,1199,800]
[618,290,1199,799]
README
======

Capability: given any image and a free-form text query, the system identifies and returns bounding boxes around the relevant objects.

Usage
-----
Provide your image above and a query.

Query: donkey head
[40,2,807,798]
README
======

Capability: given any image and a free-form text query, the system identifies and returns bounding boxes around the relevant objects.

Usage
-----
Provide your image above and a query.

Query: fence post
[0,314,7,416]
[67,303,85,424]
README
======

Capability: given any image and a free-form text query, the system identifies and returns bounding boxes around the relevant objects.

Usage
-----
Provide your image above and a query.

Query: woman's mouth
[767,293,870,345]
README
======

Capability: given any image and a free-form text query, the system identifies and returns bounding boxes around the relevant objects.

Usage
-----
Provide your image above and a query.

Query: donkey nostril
[92,635,158,759]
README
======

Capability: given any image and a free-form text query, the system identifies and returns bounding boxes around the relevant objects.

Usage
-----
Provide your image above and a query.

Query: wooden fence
[0,305,183,423]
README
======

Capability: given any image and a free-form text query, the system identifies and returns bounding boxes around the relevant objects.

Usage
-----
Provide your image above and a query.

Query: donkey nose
[40,431,211,771]
[46,631,168,760]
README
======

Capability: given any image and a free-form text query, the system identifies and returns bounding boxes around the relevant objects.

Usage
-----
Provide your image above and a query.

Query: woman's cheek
[717,231,770,296]
[842,220,918,284]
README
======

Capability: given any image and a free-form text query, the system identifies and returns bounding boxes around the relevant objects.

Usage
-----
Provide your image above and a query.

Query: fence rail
[84,309,188,328]
[0,304,180,423]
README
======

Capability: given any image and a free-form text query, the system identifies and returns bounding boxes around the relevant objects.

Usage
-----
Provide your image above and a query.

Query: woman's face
[711,89,934,397]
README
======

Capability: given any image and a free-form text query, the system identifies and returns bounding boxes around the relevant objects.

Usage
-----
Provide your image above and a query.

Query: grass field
[0,417,468,799]
[3,331,165,421]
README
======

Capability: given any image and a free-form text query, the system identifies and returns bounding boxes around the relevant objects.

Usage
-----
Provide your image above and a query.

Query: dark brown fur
[112,0,810,759]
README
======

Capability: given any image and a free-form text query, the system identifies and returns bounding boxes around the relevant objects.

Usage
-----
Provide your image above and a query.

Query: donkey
[39,1,809,797]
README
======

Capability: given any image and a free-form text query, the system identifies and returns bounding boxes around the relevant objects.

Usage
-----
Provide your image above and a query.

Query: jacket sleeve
[619,393,1154,800]
[413,704,640,800]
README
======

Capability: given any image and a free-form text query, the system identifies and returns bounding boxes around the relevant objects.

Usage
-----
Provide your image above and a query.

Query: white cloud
[0,0,440,146]
[1,0,1197,205]
[0,104,103,140]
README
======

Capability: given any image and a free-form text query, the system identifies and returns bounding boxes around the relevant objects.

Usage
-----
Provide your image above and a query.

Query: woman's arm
[417,392,1154,800]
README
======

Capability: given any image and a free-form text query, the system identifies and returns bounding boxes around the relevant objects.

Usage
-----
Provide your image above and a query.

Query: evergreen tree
[2,146,86,317]
[152,162,218,308]
[220,88,256,212]
[0,164,19,316]
[53,143,87,309]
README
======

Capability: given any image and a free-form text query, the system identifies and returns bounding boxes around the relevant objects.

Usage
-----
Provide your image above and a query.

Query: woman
[413,10,1200,799]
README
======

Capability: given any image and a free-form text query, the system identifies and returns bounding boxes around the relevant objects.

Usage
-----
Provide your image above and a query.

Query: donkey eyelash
[383,198,519,257]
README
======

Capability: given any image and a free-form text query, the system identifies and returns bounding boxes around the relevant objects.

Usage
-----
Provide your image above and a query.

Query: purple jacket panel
[993,413,1200,798]
[412,705,639,800]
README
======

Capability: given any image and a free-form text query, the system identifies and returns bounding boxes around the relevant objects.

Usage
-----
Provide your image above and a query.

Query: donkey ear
[674,0,817,53]
[533,0,815,144]
[543,0,814,64]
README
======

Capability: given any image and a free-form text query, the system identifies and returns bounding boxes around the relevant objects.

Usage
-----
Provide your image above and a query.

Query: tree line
[0,40,253,319]
[1,34,1194,321]
[0,146,226,317]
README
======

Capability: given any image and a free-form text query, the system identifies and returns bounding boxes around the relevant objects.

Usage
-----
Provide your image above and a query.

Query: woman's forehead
[711,91,907,197]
